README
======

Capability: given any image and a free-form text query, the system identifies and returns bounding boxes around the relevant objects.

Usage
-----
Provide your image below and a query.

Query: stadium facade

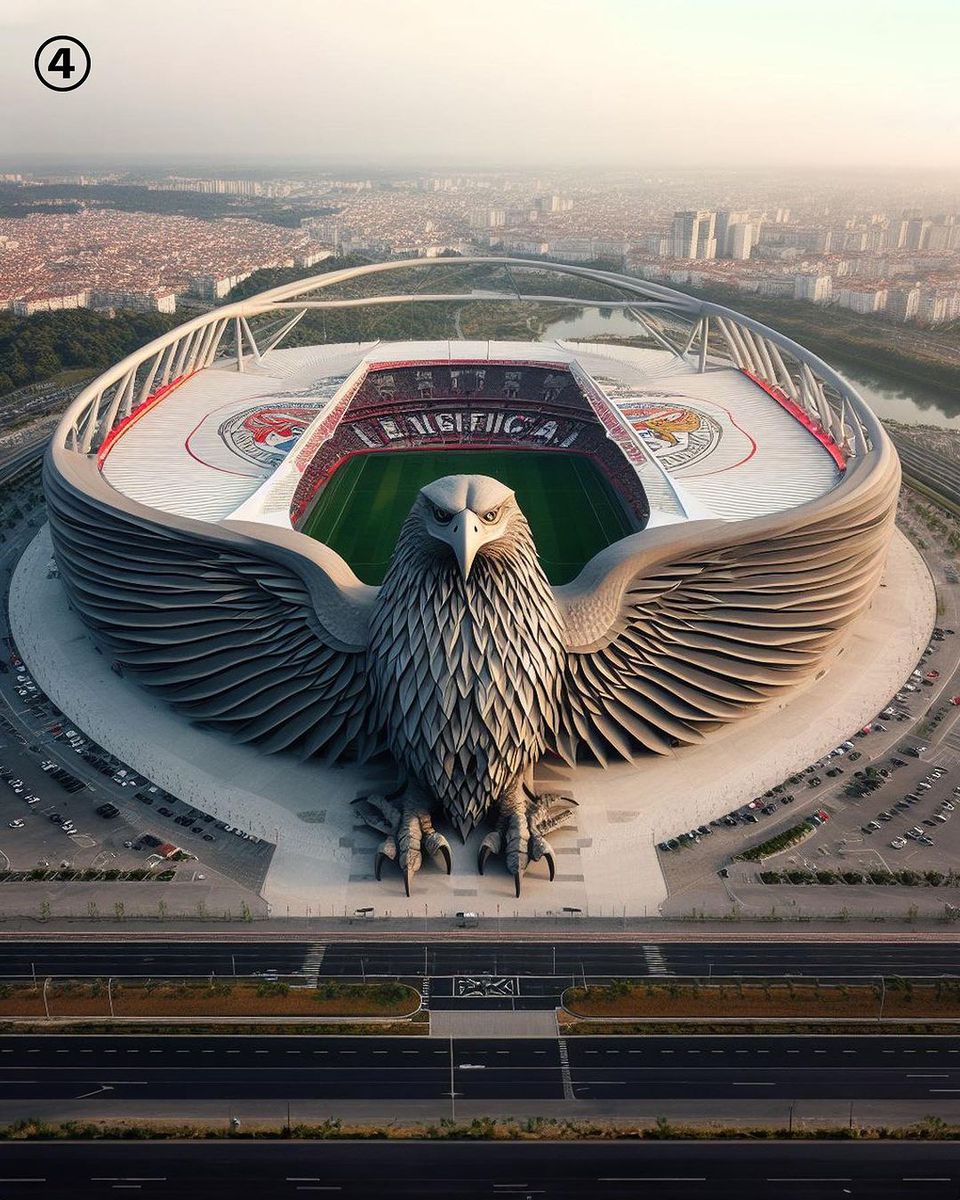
[42,258,900,892]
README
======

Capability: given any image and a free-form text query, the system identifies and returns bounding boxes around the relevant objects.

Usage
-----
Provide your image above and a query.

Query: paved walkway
[429,1010,558,1038]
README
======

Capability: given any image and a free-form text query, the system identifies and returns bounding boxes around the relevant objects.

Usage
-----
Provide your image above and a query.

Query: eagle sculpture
[45,453,896,896]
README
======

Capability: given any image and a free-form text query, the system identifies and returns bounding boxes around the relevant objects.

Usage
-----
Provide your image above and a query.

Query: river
[543,309,960,431]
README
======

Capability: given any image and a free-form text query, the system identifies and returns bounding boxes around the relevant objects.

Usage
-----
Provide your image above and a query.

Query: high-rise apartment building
[794,274,832,304]
[728,221,754,261]
[904,217,931,251]
[672,211,716,260]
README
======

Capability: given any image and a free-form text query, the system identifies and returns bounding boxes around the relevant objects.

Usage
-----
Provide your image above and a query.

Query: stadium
[16,258,925,912]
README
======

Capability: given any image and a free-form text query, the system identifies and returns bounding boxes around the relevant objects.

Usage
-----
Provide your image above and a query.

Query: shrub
[736,822,814,862]
[257,981,290,997]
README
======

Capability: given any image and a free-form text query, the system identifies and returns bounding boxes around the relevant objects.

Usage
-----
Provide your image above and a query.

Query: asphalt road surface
[0,1034,956,1104]
[1,940,959,984]
[0,1140,956,1198]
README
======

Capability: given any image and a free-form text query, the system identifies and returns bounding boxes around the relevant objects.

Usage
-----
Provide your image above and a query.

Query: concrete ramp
[429,1010,558,1038]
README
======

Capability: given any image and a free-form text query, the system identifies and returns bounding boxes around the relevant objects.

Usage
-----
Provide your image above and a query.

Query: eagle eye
[431,504,453,525]
[481,508,500,524]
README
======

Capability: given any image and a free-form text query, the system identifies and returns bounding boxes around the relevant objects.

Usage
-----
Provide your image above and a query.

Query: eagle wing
[45,459,380,762]
[550,455,898,766]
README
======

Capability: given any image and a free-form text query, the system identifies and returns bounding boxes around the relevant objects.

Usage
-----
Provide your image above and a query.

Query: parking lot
[658,622,960,894]
[0,653,274,893]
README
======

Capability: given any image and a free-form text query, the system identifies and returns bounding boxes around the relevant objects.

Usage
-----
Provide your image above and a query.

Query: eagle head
[417,474,521,579]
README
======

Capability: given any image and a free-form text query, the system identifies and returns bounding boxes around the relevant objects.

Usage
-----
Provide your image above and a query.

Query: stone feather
[367,491,567,838]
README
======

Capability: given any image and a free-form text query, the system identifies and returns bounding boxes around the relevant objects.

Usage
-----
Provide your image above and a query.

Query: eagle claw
[354,792,451,895]
[477,792,575,895]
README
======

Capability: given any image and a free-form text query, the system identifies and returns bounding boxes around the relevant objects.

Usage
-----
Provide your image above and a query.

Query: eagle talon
[478,831,502,874]
[374,837,397,882]
[481,792,575,891]
[424,830,452,875]
[355,790,447,894]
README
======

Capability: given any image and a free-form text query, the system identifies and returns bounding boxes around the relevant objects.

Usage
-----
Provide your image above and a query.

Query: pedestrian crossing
[558,1038,575,1100]
[642,944,669,975]
[300,942,327,983]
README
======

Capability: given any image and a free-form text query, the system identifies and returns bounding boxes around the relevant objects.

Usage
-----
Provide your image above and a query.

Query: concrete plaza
[11,525,934,918]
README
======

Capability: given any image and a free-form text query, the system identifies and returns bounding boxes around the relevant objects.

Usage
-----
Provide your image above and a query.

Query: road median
[0,977,421,1021]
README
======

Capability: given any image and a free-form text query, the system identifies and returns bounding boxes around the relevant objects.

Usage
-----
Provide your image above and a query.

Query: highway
[1,939,957,983]
[891,434,960,510]
[0,1034,956,1103]
[0,1139,956,1198]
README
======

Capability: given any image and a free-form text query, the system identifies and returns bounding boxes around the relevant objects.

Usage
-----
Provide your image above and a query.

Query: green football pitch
[301,449,634,585]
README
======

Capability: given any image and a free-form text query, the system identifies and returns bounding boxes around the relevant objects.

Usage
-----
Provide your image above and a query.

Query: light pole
[449,1036,456,1123]
[878,975,886,1023]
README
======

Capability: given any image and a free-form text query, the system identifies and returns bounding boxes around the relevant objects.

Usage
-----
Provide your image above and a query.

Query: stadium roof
[99,337,843,530]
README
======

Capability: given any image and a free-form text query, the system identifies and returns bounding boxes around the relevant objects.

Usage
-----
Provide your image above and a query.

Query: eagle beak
[449,510,482,579]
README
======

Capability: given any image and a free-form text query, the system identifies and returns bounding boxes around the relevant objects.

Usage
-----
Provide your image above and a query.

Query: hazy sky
[2,0,958,171]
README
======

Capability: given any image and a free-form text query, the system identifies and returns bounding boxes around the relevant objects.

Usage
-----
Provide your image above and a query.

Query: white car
[890,837,908,848]
[8,818,24,829]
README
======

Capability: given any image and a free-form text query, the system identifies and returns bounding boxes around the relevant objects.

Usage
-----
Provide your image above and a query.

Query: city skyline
[2,0,960,171]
